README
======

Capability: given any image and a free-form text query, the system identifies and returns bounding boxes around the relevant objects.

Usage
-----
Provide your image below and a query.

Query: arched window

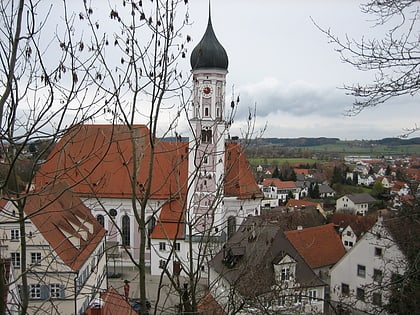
[147,216,156,248]
[122,215,130,247]
[96,214,105,227]
[201,129,212,143]
[227,216,236,239]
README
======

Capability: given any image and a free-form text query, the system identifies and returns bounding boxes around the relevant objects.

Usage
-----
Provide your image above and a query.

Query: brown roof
[35,125,262,241]
[261,178,296,189]
[224,142,263,199]
[329,212,377,238]
[285,199,319,209]
[35,124,189,199]
[209,217,325,297]
[260,207,326,231]
[85,286,137,315]
[36,125,261,201]
[294,168,309,175]
[198,293,226,315]
[285,223,346,269]
[150,199,185,239]
[344,193,376,204]
[24,182,106,271]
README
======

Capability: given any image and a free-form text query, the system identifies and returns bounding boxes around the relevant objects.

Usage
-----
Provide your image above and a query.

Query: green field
[306,143,420,155]
[249,158,318,166]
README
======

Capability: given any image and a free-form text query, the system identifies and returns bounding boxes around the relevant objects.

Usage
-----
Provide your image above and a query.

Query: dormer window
[281,267,290,281]
[11,229,19,241]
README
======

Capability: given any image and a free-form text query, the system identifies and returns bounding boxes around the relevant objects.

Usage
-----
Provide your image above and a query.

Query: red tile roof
[285,223,346,269]
[150,199,185,239]
[261,178,296,189]
[224,142,263,199]
[329,212,377,238]
[36,125,260,201]
[294,168,309,175]
[35,124,189,199]
[85,286,137,315]
[285,199,318,209]
[24,181,106,271]
[198,293,226,315]
[35,125,262,241]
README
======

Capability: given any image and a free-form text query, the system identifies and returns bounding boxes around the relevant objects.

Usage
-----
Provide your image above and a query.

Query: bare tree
[77,1,191,313]
[315,0,419,122]
[0,0,105,313]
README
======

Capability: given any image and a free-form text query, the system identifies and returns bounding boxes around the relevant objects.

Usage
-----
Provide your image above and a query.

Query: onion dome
[190,12,228,71]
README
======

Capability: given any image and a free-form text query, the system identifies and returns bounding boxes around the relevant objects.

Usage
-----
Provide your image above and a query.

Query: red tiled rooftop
[224,142,263,199]
[198,293,226,315]
[35,124,189,199]
[85,286,137,315]
[261,178,296,189]
[285,223,346,269]
[285,199,318,208]
[25,181,106,271]
[150,199,185,239]
[330,212,377,238]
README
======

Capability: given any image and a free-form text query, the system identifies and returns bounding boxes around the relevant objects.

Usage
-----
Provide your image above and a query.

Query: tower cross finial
[208,0,212,25]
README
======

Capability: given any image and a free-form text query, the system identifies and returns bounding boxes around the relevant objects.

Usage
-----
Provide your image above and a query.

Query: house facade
[260,178,299,205]
[335,193,376,216]
[0,183,107,315]
[285,223,346,284]
[330,212,377,251]
[330,214,409,314]
[208,217,326,314]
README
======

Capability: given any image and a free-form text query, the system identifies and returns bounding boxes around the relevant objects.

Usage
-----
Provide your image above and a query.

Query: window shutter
[60,284,66,298]
[40,285,49,300]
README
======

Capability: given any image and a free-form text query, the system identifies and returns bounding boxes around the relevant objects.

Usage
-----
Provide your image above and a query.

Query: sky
[182,0,420,140]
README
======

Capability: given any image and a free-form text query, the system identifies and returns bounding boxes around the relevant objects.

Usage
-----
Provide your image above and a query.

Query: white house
[260,178,299,204]
[330,212,378,251]
[336,193,376,216]
[357,174,375,186]
[330,213,410,314]
[0,182,107,315]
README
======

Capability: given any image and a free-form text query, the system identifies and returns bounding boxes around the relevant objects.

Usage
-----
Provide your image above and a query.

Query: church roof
[190,10,228,71]
[35,124,262,240]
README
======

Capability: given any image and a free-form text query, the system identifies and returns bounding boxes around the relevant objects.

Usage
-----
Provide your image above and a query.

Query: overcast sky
[182,0,420,140]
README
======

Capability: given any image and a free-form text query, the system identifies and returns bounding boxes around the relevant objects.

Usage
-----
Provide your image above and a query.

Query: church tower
[188,9,229,236]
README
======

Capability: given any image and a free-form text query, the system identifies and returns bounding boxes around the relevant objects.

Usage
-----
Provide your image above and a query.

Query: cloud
[235,77,348,119]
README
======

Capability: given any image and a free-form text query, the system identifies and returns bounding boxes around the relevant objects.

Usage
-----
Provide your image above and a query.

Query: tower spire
[190,3,228,71]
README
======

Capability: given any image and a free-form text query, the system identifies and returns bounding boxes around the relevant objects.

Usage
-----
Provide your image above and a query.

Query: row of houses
[205,209,417,314]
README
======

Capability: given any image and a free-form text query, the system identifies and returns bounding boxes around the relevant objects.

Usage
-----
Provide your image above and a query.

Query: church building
[34,10,262,277]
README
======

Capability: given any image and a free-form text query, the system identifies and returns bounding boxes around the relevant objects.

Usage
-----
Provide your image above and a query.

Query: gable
[285,223,346,269]
[209,217,325,297]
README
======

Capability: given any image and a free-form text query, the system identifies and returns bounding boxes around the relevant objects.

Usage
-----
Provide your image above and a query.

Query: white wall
[330,219,407,314]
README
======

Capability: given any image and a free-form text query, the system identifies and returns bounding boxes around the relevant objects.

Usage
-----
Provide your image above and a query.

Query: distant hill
[248,137,420,147]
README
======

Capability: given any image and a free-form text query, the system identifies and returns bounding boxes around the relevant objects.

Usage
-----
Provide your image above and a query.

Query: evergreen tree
[272,166,280,178]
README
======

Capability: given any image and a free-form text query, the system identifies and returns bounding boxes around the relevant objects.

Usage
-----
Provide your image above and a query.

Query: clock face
[202,85,212,97]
